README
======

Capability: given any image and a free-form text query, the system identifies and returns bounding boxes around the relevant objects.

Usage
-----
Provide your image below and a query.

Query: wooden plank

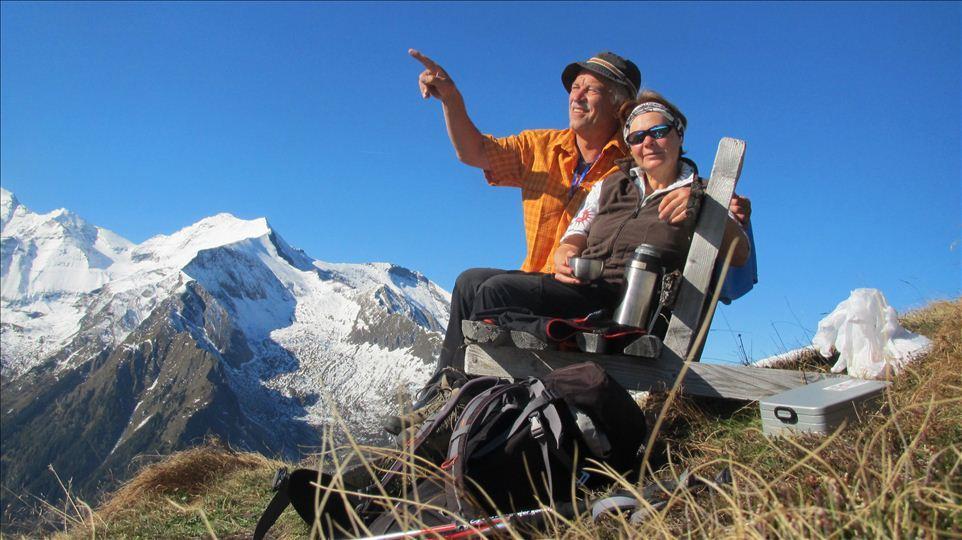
[622,335,663,358]
[465,344,843,402]
[661,138,746,366]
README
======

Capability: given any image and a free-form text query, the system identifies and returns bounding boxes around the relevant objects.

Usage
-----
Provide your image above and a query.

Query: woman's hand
[658,188,753,224]
[552,240,585,284]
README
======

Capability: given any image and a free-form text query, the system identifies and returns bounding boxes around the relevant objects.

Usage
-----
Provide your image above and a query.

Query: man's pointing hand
[409,49,458,102]
[408,48,486,168]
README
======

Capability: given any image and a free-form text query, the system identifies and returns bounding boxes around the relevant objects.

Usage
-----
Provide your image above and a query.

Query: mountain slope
[0,188,450,527]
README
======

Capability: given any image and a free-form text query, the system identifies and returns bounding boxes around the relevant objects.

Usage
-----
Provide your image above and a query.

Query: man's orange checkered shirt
[482,128,627,274]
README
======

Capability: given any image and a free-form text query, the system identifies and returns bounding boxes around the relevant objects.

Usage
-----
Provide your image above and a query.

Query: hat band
[586,57,637,95]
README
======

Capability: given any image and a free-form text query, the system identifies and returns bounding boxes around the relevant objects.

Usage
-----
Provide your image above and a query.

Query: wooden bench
[464,138,846,402]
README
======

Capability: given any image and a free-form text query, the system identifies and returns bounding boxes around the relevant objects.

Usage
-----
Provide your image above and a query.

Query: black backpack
[254,362,647,537]
[254,375,504,539]
[440,361,647,515]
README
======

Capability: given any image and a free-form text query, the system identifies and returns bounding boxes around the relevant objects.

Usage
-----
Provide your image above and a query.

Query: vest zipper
[605,178,643,257]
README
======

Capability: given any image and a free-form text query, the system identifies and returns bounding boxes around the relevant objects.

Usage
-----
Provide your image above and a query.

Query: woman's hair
[619,90,688,157]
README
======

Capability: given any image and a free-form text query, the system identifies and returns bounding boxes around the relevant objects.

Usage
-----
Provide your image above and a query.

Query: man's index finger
[408,49,439,70]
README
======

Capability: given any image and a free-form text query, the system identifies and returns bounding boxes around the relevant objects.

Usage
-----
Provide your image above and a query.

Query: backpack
[254,376,505,539]
[254,362,646,537]
[440,361,647,516]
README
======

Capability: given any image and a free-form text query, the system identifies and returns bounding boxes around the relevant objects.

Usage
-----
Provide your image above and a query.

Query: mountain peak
[185,213,271,241]
[1,187,23,229]
[132,213,273,267]
[1,189,103,241]
[1,190,133,303]
[1,186,16,205]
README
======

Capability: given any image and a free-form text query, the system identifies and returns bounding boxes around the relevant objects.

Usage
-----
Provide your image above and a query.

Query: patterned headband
[624,102,686,140]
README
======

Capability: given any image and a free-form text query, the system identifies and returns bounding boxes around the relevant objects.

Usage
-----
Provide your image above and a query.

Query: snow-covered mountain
[0,187,450,520]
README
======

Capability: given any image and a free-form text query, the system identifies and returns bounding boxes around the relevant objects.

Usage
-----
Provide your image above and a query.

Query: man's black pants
[436,268,619,373]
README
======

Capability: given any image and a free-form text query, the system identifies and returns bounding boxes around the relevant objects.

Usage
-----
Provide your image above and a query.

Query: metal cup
[568,257,605,281]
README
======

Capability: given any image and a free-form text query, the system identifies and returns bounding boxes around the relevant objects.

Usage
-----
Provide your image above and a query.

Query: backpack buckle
[540,388,559,403]
[577,470,591,486]
[270,467,289,492]
[529,414,545,441]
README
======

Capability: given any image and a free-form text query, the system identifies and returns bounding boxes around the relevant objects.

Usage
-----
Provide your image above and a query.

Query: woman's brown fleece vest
[579,161,703,286]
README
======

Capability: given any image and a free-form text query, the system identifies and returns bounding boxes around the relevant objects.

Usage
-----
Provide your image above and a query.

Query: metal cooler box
[760,378,889,437]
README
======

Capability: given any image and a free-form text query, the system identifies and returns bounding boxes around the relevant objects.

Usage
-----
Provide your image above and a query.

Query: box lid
[760,377,889,416]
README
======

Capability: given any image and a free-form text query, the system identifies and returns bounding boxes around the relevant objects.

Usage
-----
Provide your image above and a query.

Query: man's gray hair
[608,83,633,109]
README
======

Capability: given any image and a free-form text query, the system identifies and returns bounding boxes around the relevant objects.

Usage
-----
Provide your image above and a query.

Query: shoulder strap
[412,376,503,448]
[253,467,362,539]
[252,468,298,540]
[686,176,707,227]
[253,489,290,540]
[443,382,525,513]
[369,376,505,513]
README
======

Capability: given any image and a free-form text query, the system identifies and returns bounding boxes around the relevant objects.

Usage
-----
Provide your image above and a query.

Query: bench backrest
[660,138,746,366]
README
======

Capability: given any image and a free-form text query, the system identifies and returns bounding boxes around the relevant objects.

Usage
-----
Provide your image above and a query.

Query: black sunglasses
[626,124,673,145]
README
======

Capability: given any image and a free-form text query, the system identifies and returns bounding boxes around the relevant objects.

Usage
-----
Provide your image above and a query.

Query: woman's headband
[624,102,686,140]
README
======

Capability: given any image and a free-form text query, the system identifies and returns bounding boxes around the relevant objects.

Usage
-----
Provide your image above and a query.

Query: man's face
[568,71,618,135]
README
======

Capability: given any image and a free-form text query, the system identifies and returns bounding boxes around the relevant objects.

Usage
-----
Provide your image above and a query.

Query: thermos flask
[613,244,664,328]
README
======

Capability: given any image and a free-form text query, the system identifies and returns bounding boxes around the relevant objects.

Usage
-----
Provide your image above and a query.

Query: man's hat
[562,52,641,97]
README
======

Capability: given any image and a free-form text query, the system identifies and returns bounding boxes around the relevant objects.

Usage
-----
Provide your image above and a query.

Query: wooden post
[661,138,746,366]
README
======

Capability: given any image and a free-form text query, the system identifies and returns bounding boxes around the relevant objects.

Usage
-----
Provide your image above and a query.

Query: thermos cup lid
[632,243,664,263]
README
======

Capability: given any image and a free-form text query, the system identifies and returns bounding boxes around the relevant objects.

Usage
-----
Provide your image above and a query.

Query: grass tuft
[56,443,308,539]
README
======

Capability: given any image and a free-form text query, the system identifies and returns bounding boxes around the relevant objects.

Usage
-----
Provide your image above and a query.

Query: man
[410,49,755,373]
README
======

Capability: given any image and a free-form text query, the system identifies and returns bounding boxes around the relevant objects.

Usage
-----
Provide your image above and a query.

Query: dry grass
[42,444,305,539]
[751,346,835,372]
[52,298,961,539]
[639,298,962,538]
[97,444,272,517]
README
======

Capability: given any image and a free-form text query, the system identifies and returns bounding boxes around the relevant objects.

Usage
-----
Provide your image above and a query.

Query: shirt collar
[560,128,627,159]
[629,160,696,197]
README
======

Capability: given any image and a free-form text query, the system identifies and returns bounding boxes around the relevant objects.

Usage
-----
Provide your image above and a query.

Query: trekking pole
[362,505,571,540]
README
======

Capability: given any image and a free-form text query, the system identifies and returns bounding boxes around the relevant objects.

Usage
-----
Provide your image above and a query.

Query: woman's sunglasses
[626,124,673,145]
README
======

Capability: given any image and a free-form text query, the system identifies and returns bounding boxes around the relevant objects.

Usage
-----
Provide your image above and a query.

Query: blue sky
[2,2,959,363]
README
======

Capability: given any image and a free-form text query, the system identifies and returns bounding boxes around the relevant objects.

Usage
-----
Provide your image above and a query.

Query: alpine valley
[0,187,450,525]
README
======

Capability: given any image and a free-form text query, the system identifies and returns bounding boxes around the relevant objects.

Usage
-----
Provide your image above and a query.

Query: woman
[436,91,749,371]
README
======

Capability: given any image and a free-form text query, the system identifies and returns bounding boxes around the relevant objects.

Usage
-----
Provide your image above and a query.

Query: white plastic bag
[812,288,931,379]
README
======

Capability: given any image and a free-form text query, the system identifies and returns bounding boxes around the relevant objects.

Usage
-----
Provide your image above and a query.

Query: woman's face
[627,111,681,173]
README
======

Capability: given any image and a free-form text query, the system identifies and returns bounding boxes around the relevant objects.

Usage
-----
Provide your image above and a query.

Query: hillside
[0,188,451,532]
[44,298,961,538]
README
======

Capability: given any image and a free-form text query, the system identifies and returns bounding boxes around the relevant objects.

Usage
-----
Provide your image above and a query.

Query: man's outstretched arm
[409,49,489,169]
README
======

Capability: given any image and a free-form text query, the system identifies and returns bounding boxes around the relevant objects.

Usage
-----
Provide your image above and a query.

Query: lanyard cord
[569,156,595,198]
